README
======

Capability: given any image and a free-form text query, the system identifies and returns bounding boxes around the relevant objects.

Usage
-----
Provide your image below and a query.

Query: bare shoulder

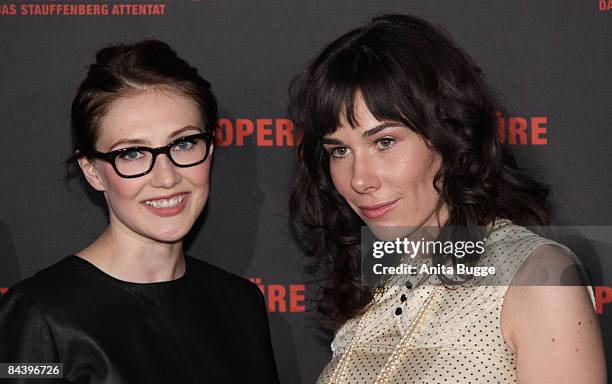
[500,244,606,383]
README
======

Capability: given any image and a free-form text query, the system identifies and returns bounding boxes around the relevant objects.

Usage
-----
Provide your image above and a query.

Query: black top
[0,255,280,384]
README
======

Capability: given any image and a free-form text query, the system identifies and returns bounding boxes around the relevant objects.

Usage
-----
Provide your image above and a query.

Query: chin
[148,224,191,244]
[366,216,435,242]
[153,232,187,244]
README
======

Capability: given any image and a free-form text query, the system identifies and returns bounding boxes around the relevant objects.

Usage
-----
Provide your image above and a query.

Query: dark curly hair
[288,14,552,330]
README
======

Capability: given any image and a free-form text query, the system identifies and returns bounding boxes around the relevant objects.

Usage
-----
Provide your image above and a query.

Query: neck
[413,204,449,241]
[76,220,186,284]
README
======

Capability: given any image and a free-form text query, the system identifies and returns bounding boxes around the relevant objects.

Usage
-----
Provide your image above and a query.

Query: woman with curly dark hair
[289,14,605,383]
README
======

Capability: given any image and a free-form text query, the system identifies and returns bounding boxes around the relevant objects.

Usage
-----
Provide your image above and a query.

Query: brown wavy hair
[288,14,552,330]
[66,39,217,174]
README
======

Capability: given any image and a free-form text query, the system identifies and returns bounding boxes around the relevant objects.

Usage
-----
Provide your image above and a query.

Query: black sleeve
[0,287,63,383]
[245,283,281,384]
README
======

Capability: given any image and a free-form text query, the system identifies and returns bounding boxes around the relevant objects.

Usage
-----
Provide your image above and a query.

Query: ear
[77,156,106,192]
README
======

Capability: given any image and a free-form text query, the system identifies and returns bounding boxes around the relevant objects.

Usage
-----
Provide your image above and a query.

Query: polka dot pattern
[317,220,596,383]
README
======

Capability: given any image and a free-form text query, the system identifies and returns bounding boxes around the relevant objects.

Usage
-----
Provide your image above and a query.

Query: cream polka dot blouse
[316,220,596,384]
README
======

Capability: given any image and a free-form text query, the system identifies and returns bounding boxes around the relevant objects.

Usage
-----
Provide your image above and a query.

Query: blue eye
[118,149,144,161]
[172,139,195,151]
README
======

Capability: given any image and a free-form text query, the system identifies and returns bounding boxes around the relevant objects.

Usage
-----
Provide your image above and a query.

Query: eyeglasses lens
[170,136,207,166]
[114,136,208,177]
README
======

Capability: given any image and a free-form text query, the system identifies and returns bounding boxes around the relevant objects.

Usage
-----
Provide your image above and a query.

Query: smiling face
[78,88,212,244]
[322,94,445,239]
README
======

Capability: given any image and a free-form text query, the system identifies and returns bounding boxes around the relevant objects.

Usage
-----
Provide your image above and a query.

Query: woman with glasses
[289,14,606,383]
[0,40,280,383]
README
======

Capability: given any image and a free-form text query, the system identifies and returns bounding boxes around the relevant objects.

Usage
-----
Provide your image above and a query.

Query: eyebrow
[108,125,203,150]
[321,122,401,145]
[362,122,402,138]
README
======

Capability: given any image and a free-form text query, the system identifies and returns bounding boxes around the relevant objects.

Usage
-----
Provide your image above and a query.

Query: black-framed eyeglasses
[86,132,214,179]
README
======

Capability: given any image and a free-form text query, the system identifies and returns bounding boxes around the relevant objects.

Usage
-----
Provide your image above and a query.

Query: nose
[350,152,380,194]
[149,154,181,188]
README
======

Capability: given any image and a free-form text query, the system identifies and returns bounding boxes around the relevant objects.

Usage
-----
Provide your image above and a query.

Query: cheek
[329,162,352,197]
[101,165,144,200]
[389,147,439,190]
[185,162,211,188]
[181,162,211,209]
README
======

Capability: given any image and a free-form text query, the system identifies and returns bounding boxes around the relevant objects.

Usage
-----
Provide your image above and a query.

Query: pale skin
[323,94,606,383]
[501,246,606,383]
[77,88,212,283]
